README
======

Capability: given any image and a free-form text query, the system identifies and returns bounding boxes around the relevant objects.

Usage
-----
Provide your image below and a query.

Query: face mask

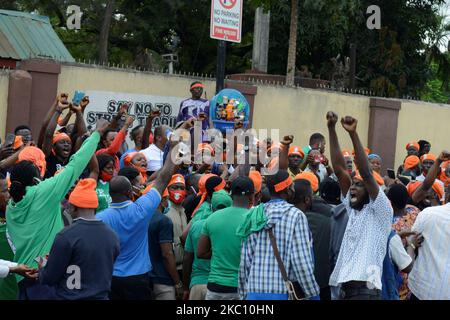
[101,171,113,182]
[169,190,186,205]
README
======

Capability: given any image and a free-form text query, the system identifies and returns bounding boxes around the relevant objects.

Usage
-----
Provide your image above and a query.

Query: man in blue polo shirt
[97,140,179,300]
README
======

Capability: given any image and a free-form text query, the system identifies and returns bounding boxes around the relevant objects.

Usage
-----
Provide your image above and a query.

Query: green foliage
[5,0,449,100]
[421,63,450,103]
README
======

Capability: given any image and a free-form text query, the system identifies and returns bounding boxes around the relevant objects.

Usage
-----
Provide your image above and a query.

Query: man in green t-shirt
[183,189,232,300]
[197,177,254,300]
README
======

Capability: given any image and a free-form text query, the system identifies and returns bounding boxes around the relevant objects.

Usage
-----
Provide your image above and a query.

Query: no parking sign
[210,0,243,43]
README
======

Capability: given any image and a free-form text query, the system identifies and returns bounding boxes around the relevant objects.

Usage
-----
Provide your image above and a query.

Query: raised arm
[88,153,99,181]
[412,151,450,204]
[0,148,22,170]
[108,104,128,131]
[38,94,65,149]
[57,110,73,128]
[142,110,160,149]
[42,100,71,157]
[40,120,110,202]
[327,111,351,196]
[152,139,180,196]
[70,96,89,139]
[96,115,133,157]
[342,116,379,200]
[279,135,293,171]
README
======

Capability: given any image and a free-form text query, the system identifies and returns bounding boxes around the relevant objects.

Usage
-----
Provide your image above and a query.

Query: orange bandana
[191,83,204,90]
[420,153,436,162]
[274,176,293,193]
[168,174,185,188]
[192,174,216,217]
[407,180,444,200]
[52,132,71,145]
[18,146,46,177]
[404,155,420,170]
[406,142,419,151]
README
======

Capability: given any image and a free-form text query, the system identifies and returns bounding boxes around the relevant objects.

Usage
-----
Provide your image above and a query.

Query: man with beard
[326,111,393,300]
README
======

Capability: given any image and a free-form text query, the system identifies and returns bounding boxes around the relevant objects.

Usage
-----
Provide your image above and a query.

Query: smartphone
[387,169,396,179]
[72,90,85,105]
[5,133,15,147]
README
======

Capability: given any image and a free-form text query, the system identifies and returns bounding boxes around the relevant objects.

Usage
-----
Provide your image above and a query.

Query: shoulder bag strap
[268,228,288,282]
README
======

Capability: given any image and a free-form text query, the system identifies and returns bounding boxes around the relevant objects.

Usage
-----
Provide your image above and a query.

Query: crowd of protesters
[0,82,449,300]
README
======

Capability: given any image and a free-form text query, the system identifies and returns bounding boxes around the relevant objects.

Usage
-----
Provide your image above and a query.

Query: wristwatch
[175,281,183,289]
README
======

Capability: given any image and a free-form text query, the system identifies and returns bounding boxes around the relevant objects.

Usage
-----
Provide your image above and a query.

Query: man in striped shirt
[237,169,320,300]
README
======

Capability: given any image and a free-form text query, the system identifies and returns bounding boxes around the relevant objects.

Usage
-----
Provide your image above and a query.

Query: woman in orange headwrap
[124,152,148,183]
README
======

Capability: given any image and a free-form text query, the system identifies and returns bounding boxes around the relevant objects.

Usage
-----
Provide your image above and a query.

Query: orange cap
[406,142,420,151]
[288,146,304,158]
[68,178,99,209]
[294,171,319,193]
[404,155,420,170]
[249,170,262,193]
[420,153,436,162]
[52,132,71,145]
[18,146,46,177]
[168,174,185,188]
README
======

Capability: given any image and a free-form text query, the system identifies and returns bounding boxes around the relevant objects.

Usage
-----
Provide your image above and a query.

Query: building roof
[0,9,74,62]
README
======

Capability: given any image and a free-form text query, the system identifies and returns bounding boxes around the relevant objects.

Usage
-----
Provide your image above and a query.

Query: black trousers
[110,273,153,300]
[340,281,382,300]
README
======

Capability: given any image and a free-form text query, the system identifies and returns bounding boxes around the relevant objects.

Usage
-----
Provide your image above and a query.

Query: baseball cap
[231,176,255,196]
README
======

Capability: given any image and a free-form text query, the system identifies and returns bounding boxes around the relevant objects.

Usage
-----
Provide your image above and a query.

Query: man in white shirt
[326,112,393,300]
[141,125,171,174]
[408,202,450,300]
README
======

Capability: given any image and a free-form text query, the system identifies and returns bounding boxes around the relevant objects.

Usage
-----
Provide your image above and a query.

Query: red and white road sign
[210,0,243,43]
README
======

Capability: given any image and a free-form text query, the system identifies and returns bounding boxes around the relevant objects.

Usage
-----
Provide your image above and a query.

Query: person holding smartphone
[301,133,333,183]
[177,81,210,142]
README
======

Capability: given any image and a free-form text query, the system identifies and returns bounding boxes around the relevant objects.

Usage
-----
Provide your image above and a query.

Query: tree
[98,0,115,64]
[286,0,298,86]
